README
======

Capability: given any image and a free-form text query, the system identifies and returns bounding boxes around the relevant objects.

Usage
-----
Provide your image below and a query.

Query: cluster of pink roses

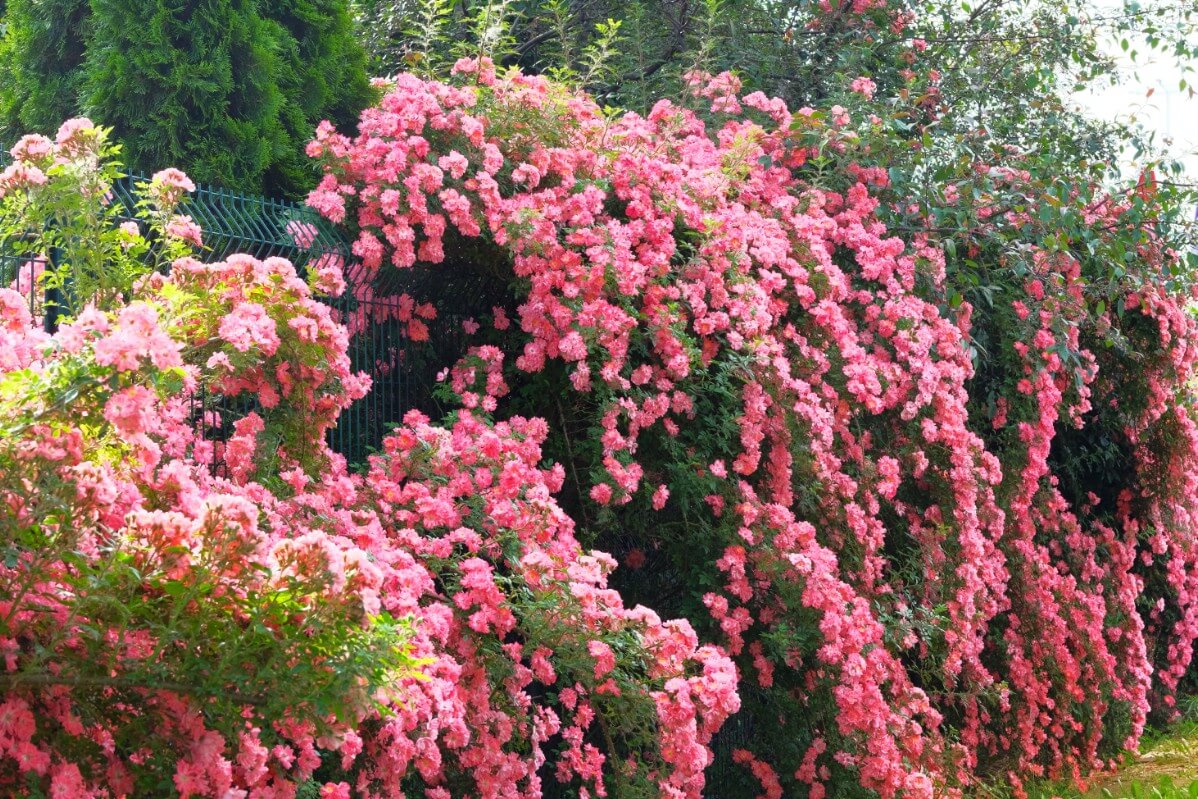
[347,407,739,799]
[0,236,400,794]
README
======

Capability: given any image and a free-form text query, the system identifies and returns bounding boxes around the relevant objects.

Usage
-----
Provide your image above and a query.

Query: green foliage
[1107,779,1198,799]
[353,0,1198,175]
[261,0,376,193]
[349,0,904,105]
[0,0,373,196]
[0,123,193,316]
[0,0,89,135]
[83,0,287,195]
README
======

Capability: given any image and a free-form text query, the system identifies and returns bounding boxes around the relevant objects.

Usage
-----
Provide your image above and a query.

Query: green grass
[1096,778,1198,799]
[1083,721,1198,799]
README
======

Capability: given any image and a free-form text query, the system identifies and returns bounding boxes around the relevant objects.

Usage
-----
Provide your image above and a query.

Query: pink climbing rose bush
[0,121,737,797]
[307,61,1198,798]
[0,253,416,797]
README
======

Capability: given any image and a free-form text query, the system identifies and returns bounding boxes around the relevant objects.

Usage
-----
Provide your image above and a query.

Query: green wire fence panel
[0,253,46,318]
[107,174,349,269]
[326,256,512,464]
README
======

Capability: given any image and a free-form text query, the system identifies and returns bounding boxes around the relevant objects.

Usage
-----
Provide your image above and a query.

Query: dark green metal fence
[0,253,44,317]
[109,177,350,265]
[1,173,350,316]
[326,254,509,463]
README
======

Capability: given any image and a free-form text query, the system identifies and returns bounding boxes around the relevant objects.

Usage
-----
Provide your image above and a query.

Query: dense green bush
[0,0,372,195]
[0,0,89,136]
[352,0,1198,119]
[84,0,287,194]
[266,0,374,192]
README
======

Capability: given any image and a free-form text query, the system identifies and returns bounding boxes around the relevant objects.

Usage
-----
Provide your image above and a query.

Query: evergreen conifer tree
[83,0,285,193]
[262,0,375,193]
[0,0,372,195]
[0,0,90,136]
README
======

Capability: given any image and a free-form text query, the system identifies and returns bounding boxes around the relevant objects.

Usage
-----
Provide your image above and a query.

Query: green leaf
[162,581,188,598]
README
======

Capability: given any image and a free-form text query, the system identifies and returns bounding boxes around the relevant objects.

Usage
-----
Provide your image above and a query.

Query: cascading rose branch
[343,399,739,799]
[0,120,738,799]
[306,58,1198,799]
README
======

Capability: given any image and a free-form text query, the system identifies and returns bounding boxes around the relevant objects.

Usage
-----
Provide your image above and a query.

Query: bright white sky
[1071,5,1198,187]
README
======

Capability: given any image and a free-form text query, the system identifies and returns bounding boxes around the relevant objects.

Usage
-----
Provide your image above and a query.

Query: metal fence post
[43,244,61,334]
